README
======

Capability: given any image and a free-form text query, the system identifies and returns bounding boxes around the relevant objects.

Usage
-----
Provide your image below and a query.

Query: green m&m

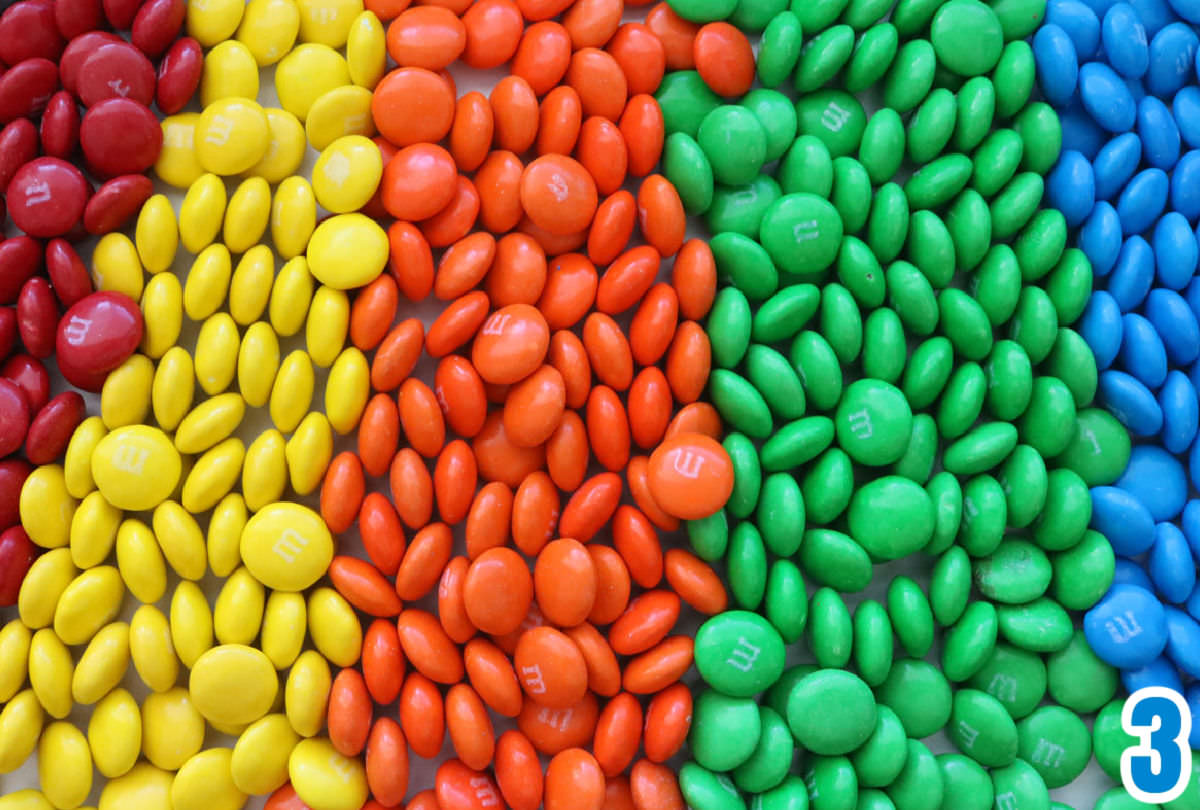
[668,0,1130,805]
[694,610,786,697]
[784,669,876,759]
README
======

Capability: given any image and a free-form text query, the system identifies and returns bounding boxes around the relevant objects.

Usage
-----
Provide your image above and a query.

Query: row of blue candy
[1038,0,1200,745]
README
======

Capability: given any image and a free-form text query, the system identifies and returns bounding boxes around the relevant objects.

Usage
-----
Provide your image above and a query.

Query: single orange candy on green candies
[646,432,733,519]
[692,21,755,98]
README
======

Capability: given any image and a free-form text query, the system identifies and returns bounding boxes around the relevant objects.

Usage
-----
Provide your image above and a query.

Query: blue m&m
[1083,583,1168,667]
[1038,0,1200,719]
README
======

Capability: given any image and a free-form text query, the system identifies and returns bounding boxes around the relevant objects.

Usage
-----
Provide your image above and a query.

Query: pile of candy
[2,0,735,807]
[637,0,1162,806]
[0,0,200,616]
[1037,0,1200,754]
[12,0,1200,805]
[304,2,751,808]
[0,1,399,809]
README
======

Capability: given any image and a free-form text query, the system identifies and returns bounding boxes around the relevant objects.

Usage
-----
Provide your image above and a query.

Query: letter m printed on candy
[724,636,760,672]
[272,528,310,563]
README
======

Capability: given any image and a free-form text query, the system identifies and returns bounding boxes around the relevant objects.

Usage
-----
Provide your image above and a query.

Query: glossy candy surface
[0,0,1167,808]
[1031,0,1200,729]
[653,0,1145,807]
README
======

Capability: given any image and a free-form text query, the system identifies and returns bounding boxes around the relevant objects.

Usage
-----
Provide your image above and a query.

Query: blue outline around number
[1121,686,1193,804]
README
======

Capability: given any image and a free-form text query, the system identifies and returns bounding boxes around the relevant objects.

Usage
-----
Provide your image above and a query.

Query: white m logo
[63,315,92,346]
[520,664,547,694]
[956,720,979,749]
[792,219,820,243]
[724,637,761,672]
[272,528,310,563]
[820,102,852,132]
[671,450,703,479]
[469,777,499,807]
[995,791,1019,810]
[166,125,193,149]
[329,752,357,782]
[986,673,1018,702]
[204,114,234,147]
[537,706,573,732]
[110,443,149,475]
[24,180,51,206]
[480,313,511,336]
[845,408,872,439]
[1106,612,1144,644]
[1031,738,1065,768]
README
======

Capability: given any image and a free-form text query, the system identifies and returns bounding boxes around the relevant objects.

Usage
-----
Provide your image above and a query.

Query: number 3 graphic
[1122,686,1193,803]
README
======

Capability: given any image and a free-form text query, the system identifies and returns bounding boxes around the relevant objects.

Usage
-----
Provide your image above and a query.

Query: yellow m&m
[240,502,334,591]
[189,644,278,726]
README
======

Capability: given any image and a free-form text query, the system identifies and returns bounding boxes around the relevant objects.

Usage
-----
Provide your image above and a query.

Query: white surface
[0,10,1127,810]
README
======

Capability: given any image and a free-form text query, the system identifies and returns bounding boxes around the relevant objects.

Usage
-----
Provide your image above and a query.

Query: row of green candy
[677,569,1122,808]
[667,0,1046,45]
[690,529,1120,679]
[645,0,1153,805]
[687,614,1200,808]
[658,0,1056,223]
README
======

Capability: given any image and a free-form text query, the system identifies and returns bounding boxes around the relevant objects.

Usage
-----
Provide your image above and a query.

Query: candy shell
[1046,0,1099,59]
[0,526,35,605]
[83,175,155,236]
[0,379,30,456]
[80,98,163,177]
[0,309,15,361]
[0,459,31,530]
[17,278,58,359]
[59,31,123,94]
[0,58,59,124]
[25,391,85,465]
[1032,25,1078,107]
[6,158,90,238]
[44,239,94,307]
[55,0,104,38]
[1092,132,1142,202]
[39,90,80,159]
[1175,88,1200,147]
[78,41,156,107]
[0,237,44,305]
[0,118,39,195]
[0,1,64,66]
[1103,3,1149,78]
[1083,584,1167,668]
[2,354,49,414]
[157,37,205,115]
[1079,61,1136,132]
[132,0,187,58]
[103,0,142,28]
[1147,22,1197,97]
[1117,444,1186,521]
[55,291,144,392]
